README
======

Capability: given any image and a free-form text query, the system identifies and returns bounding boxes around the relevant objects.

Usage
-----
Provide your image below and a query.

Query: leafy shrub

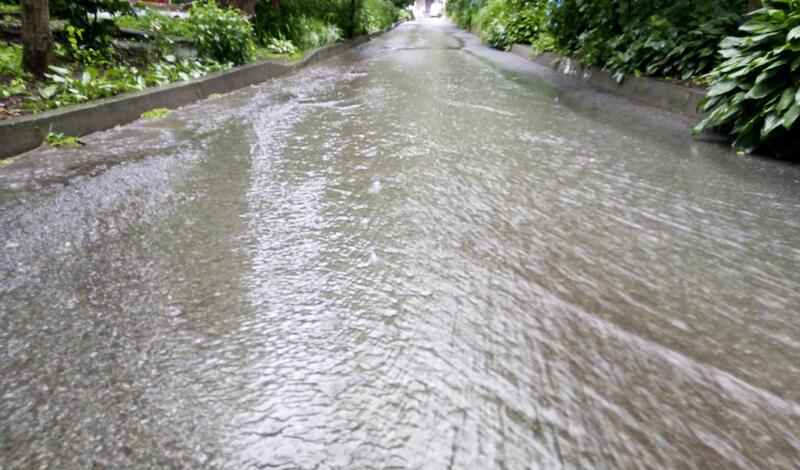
[476,0,549,51]
[264,37,298,56]
[449,0,748,81]
[356,0,397,34]
[601,12,744,82]
[44,132,83,147]
[27,58,228,111]
[0,2,20,12]
[396,7,413,22]
[61,25,114,66]
[280,15,342,50]
[447,0,487,30]
[695,0,800,156]
[0,78,26,98]
[254,0,353,43]
[116,10,193,38]
[141,107,171,119]
[49,0,133,48]
[188,0,255,65]
[548,0,749,80]
[0,40,24,76]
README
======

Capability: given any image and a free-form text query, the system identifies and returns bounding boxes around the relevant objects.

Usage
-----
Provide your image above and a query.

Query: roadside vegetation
[0,0,411,121]
[448,0,799,157]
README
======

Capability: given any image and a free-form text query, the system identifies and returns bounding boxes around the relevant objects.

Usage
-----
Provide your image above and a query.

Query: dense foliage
[49,0,133,48]
[253,0,401,51]
[32,58,227,111]
[254,0,352,47]
[450,0,749,80]
[116,10,194,38]
[0,40,25,77]
[188,0,255,65]
[447,0,800,156]
[0,1,19,12]
[549,0,748,81]
[0,53,227,117]
[3,0,411,121]
[695,0,800,156]
[356,0,398,34]
[474,0,550,51]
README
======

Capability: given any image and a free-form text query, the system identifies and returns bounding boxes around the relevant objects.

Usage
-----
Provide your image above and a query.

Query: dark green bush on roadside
[695,0,800,156]
[116,9,194,38]
[447,0,486,30]
[253,0,399,47]
[450,0,747,81]
[601,11,744,82]
[548,0,748,81]
[277,16,343,50]
[50,0,133,48]
[476,0,550,51]
[254,0,353,44]
[188,0,255,65]
[356,0,397,34]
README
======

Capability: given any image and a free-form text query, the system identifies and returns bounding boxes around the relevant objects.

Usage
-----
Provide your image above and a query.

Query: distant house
[414,0,445,15]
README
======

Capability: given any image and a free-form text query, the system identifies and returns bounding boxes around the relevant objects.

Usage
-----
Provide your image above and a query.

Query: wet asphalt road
[2,19,800,469]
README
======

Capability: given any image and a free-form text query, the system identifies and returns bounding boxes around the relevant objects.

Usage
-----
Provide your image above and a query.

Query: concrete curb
[508,44,707,119]
[0,33,380,160]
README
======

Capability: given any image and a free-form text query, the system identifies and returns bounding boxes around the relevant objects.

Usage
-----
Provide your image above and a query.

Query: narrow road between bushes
[1,19,800,469]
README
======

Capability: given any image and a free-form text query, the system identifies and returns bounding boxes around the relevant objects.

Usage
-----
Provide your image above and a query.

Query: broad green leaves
[696,0,800,156]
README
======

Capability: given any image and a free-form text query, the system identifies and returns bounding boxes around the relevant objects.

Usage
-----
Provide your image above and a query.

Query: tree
[20,0,53,75]
[748,0,761,11]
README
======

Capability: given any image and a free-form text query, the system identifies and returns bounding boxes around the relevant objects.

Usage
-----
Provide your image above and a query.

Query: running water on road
[1,20,800,469]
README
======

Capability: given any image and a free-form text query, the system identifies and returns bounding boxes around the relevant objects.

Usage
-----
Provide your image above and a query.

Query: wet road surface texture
[2,19,800,469]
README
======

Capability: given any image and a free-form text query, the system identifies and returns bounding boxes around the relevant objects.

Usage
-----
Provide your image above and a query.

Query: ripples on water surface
[1,20,800,469]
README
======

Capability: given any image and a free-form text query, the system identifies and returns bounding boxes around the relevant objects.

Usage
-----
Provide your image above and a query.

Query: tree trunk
[20,0,53,76]
[748,0,761,12]
[350,0,357,38]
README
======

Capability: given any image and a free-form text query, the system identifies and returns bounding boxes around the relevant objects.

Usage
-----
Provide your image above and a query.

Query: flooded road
[2,20,800,469]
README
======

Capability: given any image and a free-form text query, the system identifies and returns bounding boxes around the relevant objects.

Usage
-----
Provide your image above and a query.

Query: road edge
[508,44,707,119]
[0,24,401,161]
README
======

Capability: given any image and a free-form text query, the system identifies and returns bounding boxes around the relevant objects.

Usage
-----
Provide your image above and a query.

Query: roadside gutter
[508,44,707,119]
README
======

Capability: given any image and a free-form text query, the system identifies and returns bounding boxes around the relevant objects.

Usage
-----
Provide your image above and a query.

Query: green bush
[601,12,744,82]
[27,57,228,111]
[450,0,747,81]
[695,0,800,156]
[116,10,193,38]
[0,41,24,76]
[356,0,397,34]
[548,0,749,80]
[188,0,255,65]
[396,7,413,22]
[49,0,133,48]
[447,0,485,30]
[264,37,299,56]
[281,16,343,50]
[0,2,20,12]
[475,0,549,51]
[254,0,353,43]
